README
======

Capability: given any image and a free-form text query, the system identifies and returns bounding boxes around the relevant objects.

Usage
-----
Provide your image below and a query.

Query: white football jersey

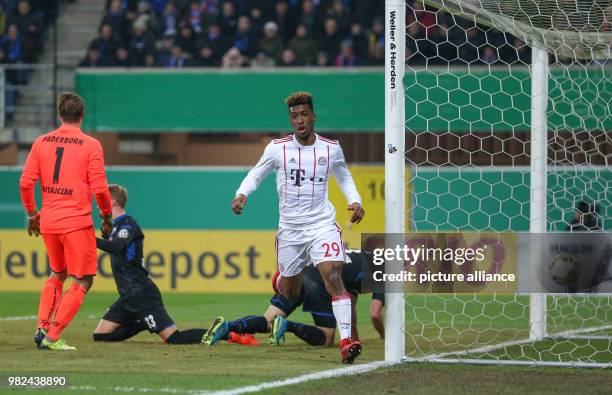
[236,133,361,230]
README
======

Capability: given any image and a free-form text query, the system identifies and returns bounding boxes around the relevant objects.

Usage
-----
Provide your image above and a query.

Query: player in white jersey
[232,92,365,363]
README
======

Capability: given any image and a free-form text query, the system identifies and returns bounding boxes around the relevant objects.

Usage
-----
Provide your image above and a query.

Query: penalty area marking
[67,361,395,395]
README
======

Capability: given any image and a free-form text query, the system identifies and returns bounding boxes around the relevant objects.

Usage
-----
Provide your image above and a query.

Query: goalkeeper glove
[27,209,40,237]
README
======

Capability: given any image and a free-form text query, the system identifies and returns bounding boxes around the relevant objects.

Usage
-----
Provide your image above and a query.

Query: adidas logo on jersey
[289,158,296,164]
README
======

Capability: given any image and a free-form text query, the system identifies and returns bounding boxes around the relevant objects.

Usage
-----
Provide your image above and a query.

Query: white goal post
[384,0,612,366]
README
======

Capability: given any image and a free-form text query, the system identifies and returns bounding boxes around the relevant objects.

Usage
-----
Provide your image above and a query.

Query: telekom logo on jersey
[289,169,324,187]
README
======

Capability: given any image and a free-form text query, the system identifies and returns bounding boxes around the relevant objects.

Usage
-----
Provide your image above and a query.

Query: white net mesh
[401,0,612,366]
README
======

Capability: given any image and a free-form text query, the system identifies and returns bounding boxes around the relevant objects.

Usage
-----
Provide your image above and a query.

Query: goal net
[384,0,612,367]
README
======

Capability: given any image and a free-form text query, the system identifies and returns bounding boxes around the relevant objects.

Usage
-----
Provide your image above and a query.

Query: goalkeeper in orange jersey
[92,184,208,344]
[20,92,113,351]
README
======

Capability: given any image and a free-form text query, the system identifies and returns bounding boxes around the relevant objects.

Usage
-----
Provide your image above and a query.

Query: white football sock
[332,293,352,341]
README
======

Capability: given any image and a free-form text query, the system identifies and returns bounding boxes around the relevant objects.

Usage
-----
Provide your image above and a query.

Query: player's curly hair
[285,91,314,111]
[109,184,128,208]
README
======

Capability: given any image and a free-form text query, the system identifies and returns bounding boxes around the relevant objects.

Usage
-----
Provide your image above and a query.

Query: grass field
[1,292,611,394]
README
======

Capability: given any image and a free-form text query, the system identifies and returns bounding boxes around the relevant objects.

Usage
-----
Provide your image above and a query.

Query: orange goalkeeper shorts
[42,226,97,278]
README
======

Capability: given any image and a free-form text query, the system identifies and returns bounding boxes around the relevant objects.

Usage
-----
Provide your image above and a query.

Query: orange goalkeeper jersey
[20,125,112,234]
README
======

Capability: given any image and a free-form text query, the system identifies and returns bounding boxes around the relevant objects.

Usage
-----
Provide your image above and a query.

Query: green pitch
[1,292,611,395]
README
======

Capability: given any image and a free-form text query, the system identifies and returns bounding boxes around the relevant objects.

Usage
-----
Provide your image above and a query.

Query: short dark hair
[285,91,314,111]
[57,92,84,123]
[109,184,128,208]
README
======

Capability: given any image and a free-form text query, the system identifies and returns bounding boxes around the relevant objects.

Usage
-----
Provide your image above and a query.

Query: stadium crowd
[0,0,60,119]
[81,0,533,69]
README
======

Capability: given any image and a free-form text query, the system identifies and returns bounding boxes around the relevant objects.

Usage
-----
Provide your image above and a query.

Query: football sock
[286,321,326,346]
[37,276,64,331]
[93,321,147,342]
[46,282,87,341]
[227,315,269,336]
[166,329,206,344]
[331,293,352,341]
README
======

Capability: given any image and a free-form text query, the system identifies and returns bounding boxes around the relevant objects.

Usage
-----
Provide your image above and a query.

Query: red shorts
[42,226,97,278]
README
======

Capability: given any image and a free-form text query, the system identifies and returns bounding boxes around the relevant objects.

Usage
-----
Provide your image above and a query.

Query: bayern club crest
[317,156,327,166]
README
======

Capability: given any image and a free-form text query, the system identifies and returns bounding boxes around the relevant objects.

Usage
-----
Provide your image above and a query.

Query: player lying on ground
[232,92,365,363]
[92,184,208,344]
[21,92,113,351]
[203,250,384,347]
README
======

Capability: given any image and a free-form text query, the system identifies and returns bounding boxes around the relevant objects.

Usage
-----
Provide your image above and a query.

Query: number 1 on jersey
[53,147,64,184]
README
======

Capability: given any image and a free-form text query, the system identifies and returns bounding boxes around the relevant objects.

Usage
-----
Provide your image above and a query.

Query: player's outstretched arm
[88,140,112,223]
[330,146,364,224]
[95,237,123,255]
[233,143,275,214]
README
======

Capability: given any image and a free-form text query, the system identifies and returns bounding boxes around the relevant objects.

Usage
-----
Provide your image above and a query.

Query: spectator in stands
[134,1,158,36]
[258,21,283,62]
[79,44,109,67]
[195,45,218,67]
[325,0,351,35]
[2,24,23,63]
[367,40,384,65]
[457,26,484,65]
[219,1,238,36]
[187,1,203,34]
[9,0,42,36]
[233,15,257,58]
[318,18,341,61]
[297,0,321,38]
[251,51,275,68]
[201,23,230,63]
[348,22,368,61]
[129,21,156,66]
[288,24,317,65]
[160,1,179,37]
[335,40,357,67]
[273,0,295,43]
[249,6,266,39]
[89,24,119,64]
[166,44,188,67]
[144,52,156,67]
[221,47,248,68]
[0,5,6,37]
[111,45,130,67]
[148,0,168,15]
[368,17,384,59]
[482,45,498,65]
[199,0,219,25]
[352,0,380,28]
[103,0,130,43]
[156,34,174,66]
[10,0,42,63]
[177,21,197,58]
[316,51,329,67]
[509,38,531,64]
[277,48,297,67]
